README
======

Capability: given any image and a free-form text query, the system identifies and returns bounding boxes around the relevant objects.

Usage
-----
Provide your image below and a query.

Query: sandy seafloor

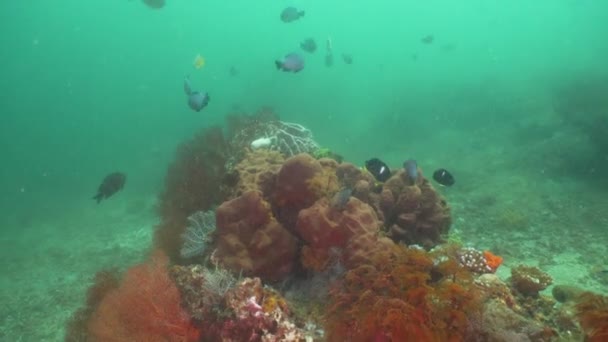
[1,110,607,341]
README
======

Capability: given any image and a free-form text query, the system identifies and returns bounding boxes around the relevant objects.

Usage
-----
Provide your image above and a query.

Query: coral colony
[66,108,608,341]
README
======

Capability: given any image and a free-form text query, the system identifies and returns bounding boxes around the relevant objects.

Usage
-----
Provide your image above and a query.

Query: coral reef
[155,126,230,260]
[65,269,120,342]
[230,149,284,199]
[66,110,593,341]
[216,277,311,341]
[170,264,237,320]
[457,247,503,274]
[213,191,298,281]
[296,196,393,270]
[86,251,200,341]
[510,265,553,296]
[180,210,216,259]
[231,120,320,158]
[324,244,482,341]
[576,292,608,341]
[273,154,338,230]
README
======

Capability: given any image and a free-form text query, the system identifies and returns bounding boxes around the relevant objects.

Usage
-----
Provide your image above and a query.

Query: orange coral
[576,292,608,341]
[483,250,503,271]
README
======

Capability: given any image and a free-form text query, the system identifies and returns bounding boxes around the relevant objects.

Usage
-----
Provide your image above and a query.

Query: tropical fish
[275,53,304,73]
[93,172,126,203]
[300,38,317,53]
[433,168,455,186]
[365,158,391,182]
[325,52,334,67]
[280,6,305,23]
[193,54,205,69]
[330,187,352,211]
[342,53,353,64]
[184,76,210,112]
[421,35,434,44]
[142,0,165,9]
[403,159,418,183]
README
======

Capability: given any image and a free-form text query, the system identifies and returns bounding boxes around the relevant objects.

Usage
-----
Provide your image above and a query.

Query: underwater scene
[1,0,608,341]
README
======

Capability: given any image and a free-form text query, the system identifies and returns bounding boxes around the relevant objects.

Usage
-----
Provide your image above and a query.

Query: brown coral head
[510,265,553,296]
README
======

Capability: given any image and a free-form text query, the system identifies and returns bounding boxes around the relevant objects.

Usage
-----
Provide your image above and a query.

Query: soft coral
[87,251,200,342]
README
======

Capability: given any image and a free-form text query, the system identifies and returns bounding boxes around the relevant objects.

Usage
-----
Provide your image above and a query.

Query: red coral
[87,251,200,342]
[214,191,298,281]
[576,292,608,341]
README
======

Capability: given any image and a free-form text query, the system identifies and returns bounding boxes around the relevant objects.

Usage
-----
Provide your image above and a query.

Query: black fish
[342,53,353,64]
[421,35,434,44]
[280,6,305,23]
[93,172,126,203]
[300,38,317,53]
[432,168,454,186]
[365,158,391,182]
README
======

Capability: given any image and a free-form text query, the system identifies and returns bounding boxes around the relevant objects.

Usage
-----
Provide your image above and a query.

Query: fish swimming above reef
[142,0,165,9]
[280,6,305,23]
[183,75,210,112]
[433,168,455,186]
[403,159,418,183]
[93,172,126,204]
[193,54,205,69]
[275,53,304,73]
[365,158,391,182]
[342,53,353,64]
[421,35,434,44]
[300,38,317,53]
[330,187,352,211]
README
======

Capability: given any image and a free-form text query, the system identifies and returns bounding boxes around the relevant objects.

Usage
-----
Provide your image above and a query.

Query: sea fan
[180,210,216,258]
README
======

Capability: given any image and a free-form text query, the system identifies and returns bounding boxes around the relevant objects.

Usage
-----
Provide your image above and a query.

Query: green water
[1,0,607,340]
